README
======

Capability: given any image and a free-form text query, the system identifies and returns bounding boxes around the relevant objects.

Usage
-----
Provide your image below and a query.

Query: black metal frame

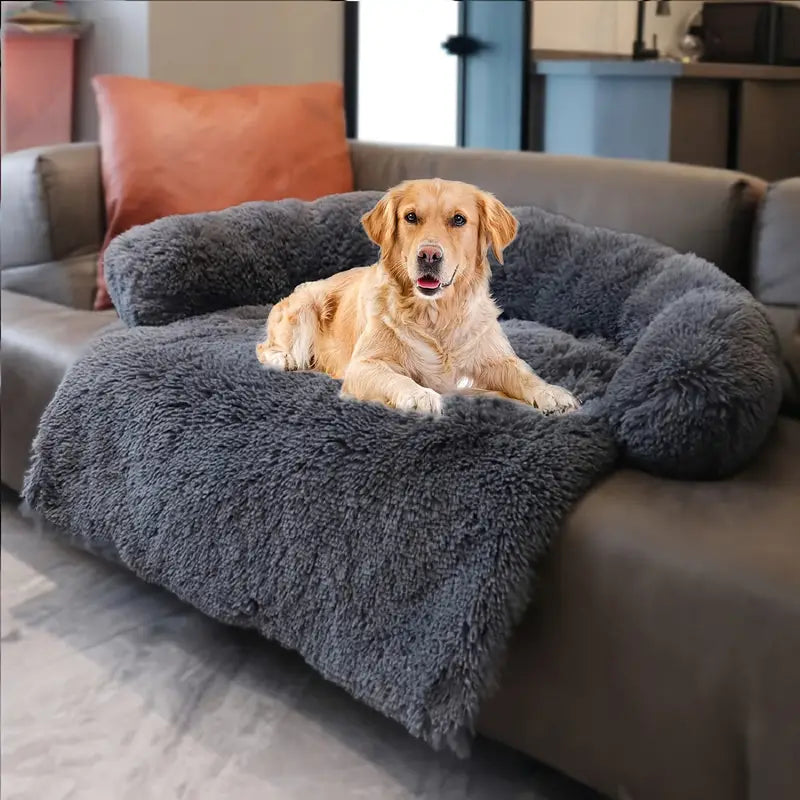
[456,1,468,146]
[519,0,532,151]
[343,1,359,138]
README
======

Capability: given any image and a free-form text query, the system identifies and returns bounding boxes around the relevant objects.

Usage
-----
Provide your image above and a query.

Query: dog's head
[361,179,518,301]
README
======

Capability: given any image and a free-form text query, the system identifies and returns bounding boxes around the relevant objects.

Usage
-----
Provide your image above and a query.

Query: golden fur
[256,179,578,415]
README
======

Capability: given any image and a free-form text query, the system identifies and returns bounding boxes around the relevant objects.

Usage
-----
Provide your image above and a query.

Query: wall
[73,0,150,141]
[71,0,343,141]
[532,0,703,57]
[148,0,343,89]
[532,0,621,54]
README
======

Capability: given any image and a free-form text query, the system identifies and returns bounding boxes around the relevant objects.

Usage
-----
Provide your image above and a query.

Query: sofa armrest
[1,143,104,271]
[764,303,800,418]
[0,289,121,491]
[752,178,800,307]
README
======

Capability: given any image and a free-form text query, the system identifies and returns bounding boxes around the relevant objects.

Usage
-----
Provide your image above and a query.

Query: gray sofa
[2,141,799,800]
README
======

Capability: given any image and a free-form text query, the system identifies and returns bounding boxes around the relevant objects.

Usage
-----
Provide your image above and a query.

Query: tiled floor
[2,489,603,800]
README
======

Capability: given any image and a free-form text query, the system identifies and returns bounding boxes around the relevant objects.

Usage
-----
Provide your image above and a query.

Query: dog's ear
[478,191,518,265]
[361,189,399,250]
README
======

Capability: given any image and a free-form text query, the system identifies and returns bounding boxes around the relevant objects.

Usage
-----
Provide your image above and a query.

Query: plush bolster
[104,192,381,327]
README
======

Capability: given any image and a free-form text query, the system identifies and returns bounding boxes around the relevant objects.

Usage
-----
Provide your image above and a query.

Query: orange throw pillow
[92,76,353,310]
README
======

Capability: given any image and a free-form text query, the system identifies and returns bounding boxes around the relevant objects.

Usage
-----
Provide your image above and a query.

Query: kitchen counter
[528,58,800,180]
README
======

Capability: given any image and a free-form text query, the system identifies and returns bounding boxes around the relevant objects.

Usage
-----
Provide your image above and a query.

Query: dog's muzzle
[415,265,458,296]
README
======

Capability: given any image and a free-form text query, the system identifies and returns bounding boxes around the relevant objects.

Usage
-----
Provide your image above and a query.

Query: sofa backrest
[1,142,105,270]
[350,141,767,289]
[0,140,781,298]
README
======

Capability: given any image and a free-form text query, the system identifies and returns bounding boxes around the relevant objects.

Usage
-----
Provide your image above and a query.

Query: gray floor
[2,489,603,800]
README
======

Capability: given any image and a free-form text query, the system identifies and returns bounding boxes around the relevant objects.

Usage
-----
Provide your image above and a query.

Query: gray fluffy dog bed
[24,191,782,753]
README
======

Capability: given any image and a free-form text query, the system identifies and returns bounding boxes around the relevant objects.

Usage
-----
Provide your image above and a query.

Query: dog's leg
[256,297,316,371]
[342,359,442,414]
[256,345,296,371]
[475,356,579,414]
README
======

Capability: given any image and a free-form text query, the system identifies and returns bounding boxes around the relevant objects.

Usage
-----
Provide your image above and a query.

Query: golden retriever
[256,179,579,416]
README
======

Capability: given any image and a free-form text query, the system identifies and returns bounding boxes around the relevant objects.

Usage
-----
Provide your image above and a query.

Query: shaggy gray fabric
[24,191,783,753]
[24,308,618,754]
[105,193,384,329]
[104,192,782,478]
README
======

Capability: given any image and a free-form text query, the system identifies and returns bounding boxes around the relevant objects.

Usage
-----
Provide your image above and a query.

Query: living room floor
[2,488,603,800]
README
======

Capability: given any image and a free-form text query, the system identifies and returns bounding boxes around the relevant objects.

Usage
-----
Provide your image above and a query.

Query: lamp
[632,0,672,60]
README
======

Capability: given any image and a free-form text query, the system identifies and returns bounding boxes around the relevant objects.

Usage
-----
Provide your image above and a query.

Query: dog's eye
[452,214,466,227]
[404,212,418,224]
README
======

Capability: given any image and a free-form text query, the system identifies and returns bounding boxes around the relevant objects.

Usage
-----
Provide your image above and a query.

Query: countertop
[532,58,800,81]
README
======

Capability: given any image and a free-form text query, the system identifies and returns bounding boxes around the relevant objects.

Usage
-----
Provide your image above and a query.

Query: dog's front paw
[256,343,297,371]
[397,387,443,415]
[531,384,580,414]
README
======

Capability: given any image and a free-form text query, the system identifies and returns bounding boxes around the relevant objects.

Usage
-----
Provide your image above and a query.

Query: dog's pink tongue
[417,277,441,289]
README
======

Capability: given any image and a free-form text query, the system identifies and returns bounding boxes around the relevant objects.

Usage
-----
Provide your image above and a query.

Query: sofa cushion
[92,76,353,310]
[1,253,99,310]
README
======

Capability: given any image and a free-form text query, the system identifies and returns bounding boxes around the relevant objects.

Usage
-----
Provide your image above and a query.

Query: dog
[256,178,579,416]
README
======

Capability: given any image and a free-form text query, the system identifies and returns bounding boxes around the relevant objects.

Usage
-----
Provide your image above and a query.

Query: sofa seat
[0,290,120,491]
[3,284,798,798]
[479,417,800,800]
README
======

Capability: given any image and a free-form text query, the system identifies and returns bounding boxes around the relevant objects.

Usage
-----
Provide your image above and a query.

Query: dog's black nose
[417,245,443,267]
